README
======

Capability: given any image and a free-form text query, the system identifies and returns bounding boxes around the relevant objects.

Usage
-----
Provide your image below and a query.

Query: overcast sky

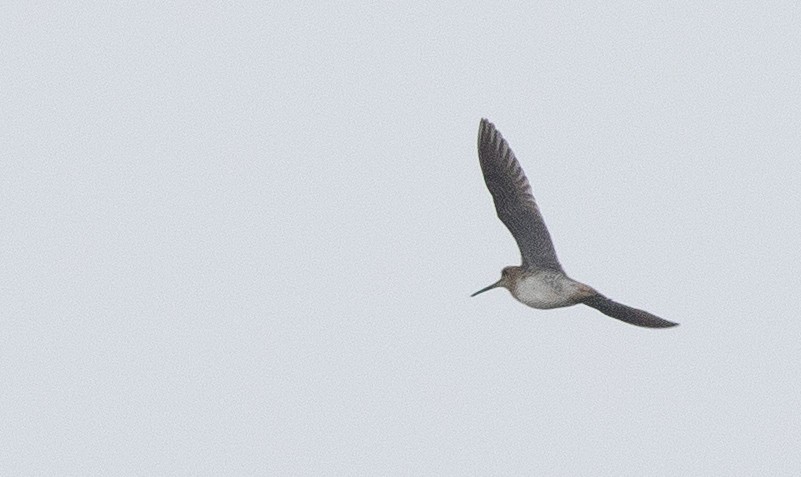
[3,2,801,475]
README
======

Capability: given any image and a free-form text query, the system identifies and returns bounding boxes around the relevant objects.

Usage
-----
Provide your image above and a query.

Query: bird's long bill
[471,280,502,297]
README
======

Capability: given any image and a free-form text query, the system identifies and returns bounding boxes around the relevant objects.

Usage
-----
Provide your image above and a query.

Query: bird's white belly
[513,274,578,309]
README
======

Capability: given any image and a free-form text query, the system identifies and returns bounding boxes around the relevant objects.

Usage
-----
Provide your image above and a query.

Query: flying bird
[472,118,678,328]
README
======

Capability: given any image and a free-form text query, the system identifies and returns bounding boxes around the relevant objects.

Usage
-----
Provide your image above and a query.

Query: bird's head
[471,266,522,297]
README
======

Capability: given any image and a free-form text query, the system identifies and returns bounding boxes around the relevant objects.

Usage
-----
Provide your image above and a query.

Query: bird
[471,118,678,328]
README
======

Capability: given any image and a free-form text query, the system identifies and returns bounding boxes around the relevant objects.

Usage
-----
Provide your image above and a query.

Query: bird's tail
[582,294,678,328]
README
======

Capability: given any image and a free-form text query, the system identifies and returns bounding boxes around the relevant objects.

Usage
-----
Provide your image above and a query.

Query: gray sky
[3,2,801,475]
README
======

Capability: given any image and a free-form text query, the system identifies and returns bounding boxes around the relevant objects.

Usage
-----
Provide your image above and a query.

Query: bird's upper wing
[583,294,678,328]
[477,118,562,271]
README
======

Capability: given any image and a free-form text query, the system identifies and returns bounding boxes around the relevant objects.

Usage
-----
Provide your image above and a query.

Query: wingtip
[653,321,680,329]
[634,318,680,329]
[478,118,490,146]
[478,118,497,146]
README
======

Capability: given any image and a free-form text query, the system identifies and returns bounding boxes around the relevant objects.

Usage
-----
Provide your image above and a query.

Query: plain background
[3,2,801,475]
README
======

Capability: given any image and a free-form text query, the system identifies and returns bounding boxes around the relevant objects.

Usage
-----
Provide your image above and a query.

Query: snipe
[472,119,678,328]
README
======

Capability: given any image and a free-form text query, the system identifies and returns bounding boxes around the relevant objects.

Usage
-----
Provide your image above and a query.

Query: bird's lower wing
[583,295,678,328]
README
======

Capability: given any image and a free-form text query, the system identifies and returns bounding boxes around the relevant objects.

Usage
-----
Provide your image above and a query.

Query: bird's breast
[512,273,583,309]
